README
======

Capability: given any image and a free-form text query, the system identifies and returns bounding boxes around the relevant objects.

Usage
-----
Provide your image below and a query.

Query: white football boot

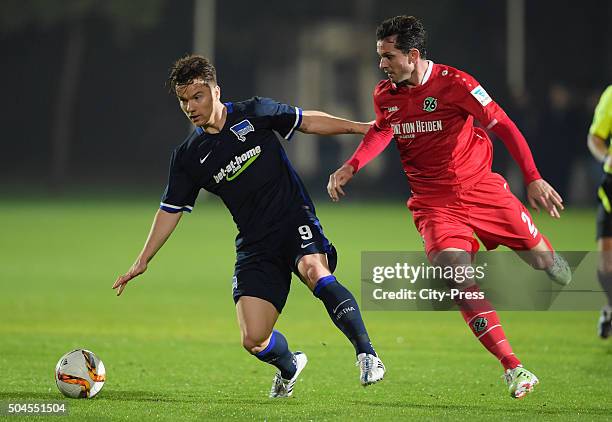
[545,253,572,286]
[269,351,308,398]
[504,366,539,399]
[356,353,386,386]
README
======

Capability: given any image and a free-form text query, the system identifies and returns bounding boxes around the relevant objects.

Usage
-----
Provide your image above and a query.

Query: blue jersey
[161,97,314,249]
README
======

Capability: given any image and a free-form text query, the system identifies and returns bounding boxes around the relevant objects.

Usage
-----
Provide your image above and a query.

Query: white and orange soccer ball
[54,349,106,398]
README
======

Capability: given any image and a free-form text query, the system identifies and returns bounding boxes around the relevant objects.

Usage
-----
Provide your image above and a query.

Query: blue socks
[254,277,375,378]
[313,275,376,356]
[255,330,297,379]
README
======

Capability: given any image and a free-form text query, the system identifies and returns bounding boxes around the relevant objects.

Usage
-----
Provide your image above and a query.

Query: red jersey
[347,61,541,197]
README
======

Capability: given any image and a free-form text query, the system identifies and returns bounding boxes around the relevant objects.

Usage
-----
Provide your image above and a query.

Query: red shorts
[408,173,543,257]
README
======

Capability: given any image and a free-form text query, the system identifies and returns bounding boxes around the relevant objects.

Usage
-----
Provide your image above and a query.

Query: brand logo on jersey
[391,120,443,139]
[230,119,255,142]
[385,106,399,112]
[213,145,262,183]
[423,97,437,112]
[199,151,212,164]
[470,85,492,107]
[473,317,488,333]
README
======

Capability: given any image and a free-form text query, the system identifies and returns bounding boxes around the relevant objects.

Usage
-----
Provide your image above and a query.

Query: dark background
[1,0,610,203]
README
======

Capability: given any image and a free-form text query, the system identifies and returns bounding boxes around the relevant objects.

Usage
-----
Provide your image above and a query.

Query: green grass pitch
[1,198,611,420]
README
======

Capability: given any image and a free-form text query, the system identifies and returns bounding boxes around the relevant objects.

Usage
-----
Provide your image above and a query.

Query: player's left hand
[112,258,147,296]
[526,179,564,218]
[327,164,355,202]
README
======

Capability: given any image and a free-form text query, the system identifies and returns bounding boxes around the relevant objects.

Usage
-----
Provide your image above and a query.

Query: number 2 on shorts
[521,211,538,238]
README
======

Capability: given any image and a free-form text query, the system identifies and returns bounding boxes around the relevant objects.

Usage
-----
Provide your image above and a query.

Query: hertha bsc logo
[473,317,488,333]
[230,119,255,142]
[423,97,437,112]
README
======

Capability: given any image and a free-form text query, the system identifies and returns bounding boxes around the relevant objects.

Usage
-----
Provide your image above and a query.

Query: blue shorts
[232,207,337,313]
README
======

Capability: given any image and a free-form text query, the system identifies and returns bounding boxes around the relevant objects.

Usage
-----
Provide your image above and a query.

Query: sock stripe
[492,339,508,356]
[467,310,495,326]
[255,330,277,358]
[477,324,502,339]
[456,284,521,371]
[313,275,337,297]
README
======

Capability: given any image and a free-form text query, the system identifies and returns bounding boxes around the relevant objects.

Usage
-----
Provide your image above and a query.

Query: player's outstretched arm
[112,209,182,296]
[326,122,395,202]
[298,110,372,135]
[486,111,564,218]
[526,179,564,219]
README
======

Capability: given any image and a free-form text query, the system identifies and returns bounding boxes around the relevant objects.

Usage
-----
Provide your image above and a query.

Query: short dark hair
[167,54,217,94]
[376,15,427,58]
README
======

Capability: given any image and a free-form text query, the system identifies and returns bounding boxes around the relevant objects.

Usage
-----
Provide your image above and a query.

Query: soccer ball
[54,349,106,398]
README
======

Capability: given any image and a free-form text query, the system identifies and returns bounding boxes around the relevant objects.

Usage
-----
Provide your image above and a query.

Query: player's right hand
[112,259,147,296]
[327,164,355,202]
[526,179,564,219]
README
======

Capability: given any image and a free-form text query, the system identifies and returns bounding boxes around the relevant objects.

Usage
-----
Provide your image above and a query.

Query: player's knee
[430,250,470,267]
[299,257,330,288]
[598,250,612,274]
[241,332,269,354]
[306,265,326,285]
[599,261,612,275]
[430,251,475,288]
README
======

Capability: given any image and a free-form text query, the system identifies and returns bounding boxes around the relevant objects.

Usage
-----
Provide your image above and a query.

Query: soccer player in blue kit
[112,55,385,398]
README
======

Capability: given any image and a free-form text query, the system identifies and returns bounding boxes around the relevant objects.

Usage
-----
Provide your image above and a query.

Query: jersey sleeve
[373,90,391,130]
[346,89,394,172]
[160,150,199,213]
[453,71,541,184]
[452,72,506,129]
[589,85,612,140]
[252,97,303,141]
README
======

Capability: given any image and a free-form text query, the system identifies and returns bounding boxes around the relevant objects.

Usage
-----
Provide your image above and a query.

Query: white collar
[421,60,434,85]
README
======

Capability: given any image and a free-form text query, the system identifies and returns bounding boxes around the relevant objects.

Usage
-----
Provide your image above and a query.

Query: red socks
[455,284,521,370]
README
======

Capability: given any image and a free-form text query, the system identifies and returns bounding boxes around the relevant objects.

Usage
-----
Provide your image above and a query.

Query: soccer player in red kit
[327,15,571,399]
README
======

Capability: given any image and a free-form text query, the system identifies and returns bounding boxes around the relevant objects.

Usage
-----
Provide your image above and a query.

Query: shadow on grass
[0,391,339,407]
[101,394,312,407]
[205,398,299,406]
[0,392,62,400]
[98,391,184,402]
[0,391,179,403]
[351,400,612,416]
